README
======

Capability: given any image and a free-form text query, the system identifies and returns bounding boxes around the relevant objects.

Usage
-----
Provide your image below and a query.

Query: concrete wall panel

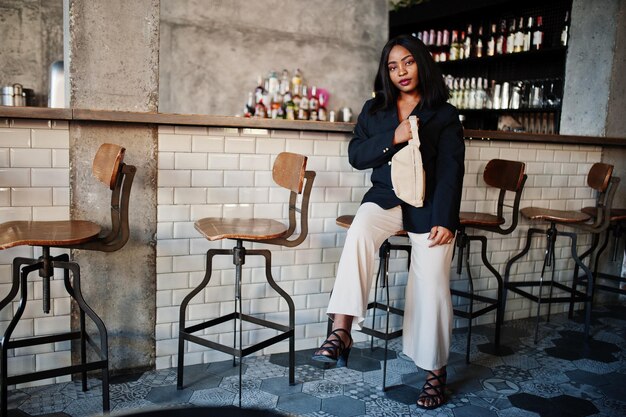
[0,0,63,106]
[159,0,388,116]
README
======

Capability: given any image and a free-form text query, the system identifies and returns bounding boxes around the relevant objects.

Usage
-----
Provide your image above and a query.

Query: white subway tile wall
[0,119,71,387]
[156,128,602,369]
[0,119,605,374]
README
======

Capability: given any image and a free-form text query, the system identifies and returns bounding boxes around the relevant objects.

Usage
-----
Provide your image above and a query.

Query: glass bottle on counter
[309,86,320,112]
[244,91,255,117]
[298,85,310,120]
[284,92,296,120]
[279,69,290,95]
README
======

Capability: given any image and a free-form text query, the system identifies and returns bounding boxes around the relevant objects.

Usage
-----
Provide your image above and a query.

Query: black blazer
[349,98,465,234]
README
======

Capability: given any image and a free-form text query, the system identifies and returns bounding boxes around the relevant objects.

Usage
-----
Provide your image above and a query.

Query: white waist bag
[391,115,425,208]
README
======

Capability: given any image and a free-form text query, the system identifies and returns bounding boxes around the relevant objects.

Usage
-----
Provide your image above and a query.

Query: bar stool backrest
[588,163,613,192]
[265,152,315,247]
[585,163,619,232]
[93,143,125,190]
[484,159,527,235]
[72,143,137,252]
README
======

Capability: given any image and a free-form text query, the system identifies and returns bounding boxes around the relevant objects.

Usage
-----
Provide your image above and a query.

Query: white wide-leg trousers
[327,202,455,370]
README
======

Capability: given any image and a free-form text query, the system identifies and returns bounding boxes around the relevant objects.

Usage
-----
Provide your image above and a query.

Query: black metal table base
[0,252,109,416]
[177,242,295,407]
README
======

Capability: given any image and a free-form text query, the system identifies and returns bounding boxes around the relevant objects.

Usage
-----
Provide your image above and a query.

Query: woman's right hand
[392,119,413,145]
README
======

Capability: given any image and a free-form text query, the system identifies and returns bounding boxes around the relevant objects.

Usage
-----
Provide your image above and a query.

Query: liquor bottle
[279,69,290,95]
[523,17,533,52]
[449,30,460,61]
[309,86,320,112]
[254,75,266,104]
[560,11,570,46]
[468,77,477,109]
[462,24,473,59]
[254,98,267,118]
[487,23,496,56]
[284,92,296,120]
[244,91,255,117]
[475,25,484,58]
[267,71,279,95]
[506,18,516,54]
[298,85,310,120]
[439,29,450,61]
[318,91,328,121]
[422,29,430,45]
[532,16,544,50]
[514,17,524,53]
[496,19,507,54]
[291,69,303,97]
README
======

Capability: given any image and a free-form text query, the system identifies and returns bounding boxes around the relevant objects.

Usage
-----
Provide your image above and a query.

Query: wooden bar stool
[504,163,619,343]
[334,214,410,391]
[0,143,136,415]
[177,152,315,406]
[569,206,626,309]
[453,159,526,363]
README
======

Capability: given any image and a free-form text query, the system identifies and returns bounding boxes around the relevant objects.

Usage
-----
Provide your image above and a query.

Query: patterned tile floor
[6,304,626,417]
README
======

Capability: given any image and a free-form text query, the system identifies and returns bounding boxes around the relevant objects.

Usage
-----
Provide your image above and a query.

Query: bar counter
[2,106,626,146]
[0,106,623,379]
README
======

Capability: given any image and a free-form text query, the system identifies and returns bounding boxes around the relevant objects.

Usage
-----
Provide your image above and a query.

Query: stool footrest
[507,281,589,303]
[453,304,498,320]
[359,302,404,341]
[6,360,107,386]
[451,289,497,307]
[181,312,293,358]
[6,331,80,349]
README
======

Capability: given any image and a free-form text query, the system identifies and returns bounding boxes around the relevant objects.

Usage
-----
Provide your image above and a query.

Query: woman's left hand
[428,226,454,247]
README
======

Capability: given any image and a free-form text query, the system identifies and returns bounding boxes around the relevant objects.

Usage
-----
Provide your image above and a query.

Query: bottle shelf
[457,107,560,114]
[436,46,566,67]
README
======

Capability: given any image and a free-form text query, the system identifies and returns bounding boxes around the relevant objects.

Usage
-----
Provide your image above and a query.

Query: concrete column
[561,0,626,298]
[65,0,159,373]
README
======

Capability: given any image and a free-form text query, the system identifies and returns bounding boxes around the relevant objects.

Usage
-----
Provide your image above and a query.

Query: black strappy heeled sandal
[416,368,447,410]
[311,328,353,367]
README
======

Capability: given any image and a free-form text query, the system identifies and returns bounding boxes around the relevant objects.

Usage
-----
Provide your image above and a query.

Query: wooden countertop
[1,106,625,146]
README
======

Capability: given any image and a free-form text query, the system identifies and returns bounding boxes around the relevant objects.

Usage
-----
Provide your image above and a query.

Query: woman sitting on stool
[312,34,465,410]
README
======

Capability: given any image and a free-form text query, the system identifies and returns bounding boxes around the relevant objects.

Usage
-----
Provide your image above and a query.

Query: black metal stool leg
[177,249,227,389]
[381,244,391,391]
[534,224,556,344]
[561,231,593,341]
[260,249,295,386]
[464,239,474,364]
[1,260,38,417]
[61,260,110,412]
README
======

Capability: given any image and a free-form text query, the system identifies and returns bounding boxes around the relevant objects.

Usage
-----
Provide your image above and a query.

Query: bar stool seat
[178,152,315,407]
[504,162,619,344]
[0,221,101,248]
[520,207,591,223]
[454,159,527,363]
[459,213,505,227]
[334,214,409,391]
[0,144,136,415]
[194,218,289,241]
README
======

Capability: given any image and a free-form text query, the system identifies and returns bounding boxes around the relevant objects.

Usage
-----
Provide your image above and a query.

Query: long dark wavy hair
[370,34,449,114]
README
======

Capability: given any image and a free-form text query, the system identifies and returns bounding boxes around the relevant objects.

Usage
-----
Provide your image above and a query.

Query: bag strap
[408,115,420,147]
